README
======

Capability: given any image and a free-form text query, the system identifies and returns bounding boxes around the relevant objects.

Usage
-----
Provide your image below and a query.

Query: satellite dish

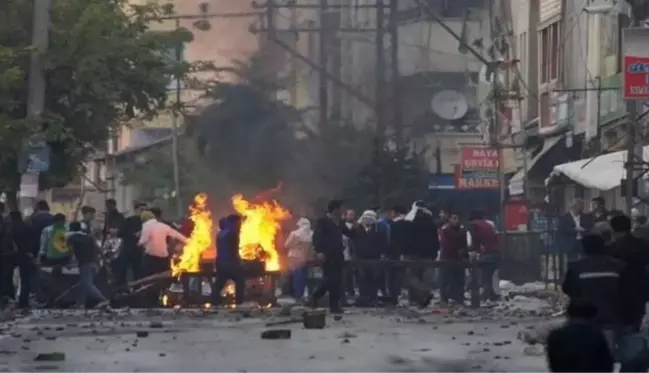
[431,90,468,120]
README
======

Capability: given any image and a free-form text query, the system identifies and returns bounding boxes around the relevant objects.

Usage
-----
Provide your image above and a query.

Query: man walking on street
[67,222,108,308]
[309,200,351,314]
[606,215,649,372]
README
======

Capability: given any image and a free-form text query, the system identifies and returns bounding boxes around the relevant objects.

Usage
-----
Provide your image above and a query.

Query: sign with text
[623,28,649,100]
[456,147,500,189]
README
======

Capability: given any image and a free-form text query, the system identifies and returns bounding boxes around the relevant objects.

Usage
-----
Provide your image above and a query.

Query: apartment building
[503,0,632,211]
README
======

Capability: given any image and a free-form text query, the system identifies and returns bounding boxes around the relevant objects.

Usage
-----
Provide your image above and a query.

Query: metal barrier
[307,259,485,308]
[499,232,545,285]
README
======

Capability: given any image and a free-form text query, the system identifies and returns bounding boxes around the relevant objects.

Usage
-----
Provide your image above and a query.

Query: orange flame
[232,194,290,271]
[171,193,214,277]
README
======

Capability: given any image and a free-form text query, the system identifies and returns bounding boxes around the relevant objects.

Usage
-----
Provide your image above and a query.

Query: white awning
[552,146,649,191]
[508,136,563,196]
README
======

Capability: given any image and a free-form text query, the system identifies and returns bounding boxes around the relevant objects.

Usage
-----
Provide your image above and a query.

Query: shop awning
[552,146,649,191]
[508,136,564,196]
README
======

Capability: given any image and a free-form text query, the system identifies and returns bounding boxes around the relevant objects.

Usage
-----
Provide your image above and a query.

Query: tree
[194,52,304,200]
[0,0,193,205]
[117,138,207,218]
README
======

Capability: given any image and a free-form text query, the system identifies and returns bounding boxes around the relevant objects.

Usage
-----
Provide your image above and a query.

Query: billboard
[623,27,649,100]
[455,147,500,189]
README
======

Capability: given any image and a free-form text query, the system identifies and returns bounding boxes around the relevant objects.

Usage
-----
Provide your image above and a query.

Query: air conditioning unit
[585,0,630,14]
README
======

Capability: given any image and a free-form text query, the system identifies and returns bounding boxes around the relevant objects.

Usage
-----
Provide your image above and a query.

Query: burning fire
[171,193,214,277]
[232,194,290,271]
[169,191,290,279]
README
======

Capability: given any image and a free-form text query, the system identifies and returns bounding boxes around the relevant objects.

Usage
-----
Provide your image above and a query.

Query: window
[540,22,560,83]
[540,92,550,129]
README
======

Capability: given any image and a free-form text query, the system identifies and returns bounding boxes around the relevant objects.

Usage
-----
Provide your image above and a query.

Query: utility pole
[21,0,52,213]
[374,0,386,205]
[389,0,403,152]
[625,10,643,214]
[319,0,328,130]
[171,18,183,218]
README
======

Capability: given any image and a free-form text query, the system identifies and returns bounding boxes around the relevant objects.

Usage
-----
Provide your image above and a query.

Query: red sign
[623,55,649,100]
[461,147,500,170]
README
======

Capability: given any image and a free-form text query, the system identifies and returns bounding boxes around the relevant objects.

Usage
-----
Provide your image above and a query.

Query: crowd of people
[0,199,190,310]
[279,200,501,314]
[545,196,649,372]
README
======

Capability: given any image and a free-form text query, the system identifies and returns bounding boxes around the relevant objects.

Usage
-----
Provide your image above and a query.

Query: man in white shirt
[138,210,188,307]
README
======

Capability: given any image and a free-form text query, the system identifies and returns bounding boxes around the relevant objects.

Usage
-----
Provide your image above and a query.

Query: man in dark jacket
[591,196,609,223]
[352,210,389,306]
[467,211,500,301]
[212,214,244,305]
[562,234,625,334]
[103,199,124,246]
[4,211,34,309]
[546,301,615,373]
[114,202,147,289]
[557,199,594,270]
[401,202,436,307]
[309,200,350,313]
[438,213,468,304]
[385,205,409,305]
[607,215,649,372]
[68,222,108,308]
[27,200,53,257]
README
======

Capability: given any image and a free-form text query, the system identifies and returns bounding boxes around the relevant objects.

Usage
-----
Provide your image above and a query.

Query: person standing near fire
[438,212,469,305]
[114,202,147,290]
[284,218,313,302]
[309,200,354,314]
[138,210,188,307]
[212,214,245,305]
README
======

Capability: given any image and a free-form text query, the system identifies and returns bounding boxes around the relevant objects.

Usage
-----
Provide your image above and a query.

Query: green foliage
[118,144,201,218]
[195,53,303,192]
[0,0,193,193]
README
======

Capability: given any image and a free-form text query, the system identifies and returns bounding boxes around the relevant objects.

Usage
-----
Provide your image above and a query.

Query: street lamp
[160,3,261,218]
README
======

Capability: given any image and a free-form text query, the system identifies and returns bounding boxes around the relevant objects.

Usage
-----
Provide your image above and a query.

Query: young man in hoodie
[213,214,245,305]
[352,210,389,306]
[67,222,108,308]
[438,212,468,305]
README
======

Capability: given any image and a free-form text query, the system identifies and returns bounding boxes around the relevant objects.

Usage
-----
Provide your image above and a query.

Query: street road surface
[0,306,550,372]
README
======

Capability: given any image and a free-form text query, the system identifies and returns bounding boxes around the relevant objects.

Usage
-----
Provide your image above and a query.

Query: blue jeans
[77,263,107,307]
[292,267,308,299]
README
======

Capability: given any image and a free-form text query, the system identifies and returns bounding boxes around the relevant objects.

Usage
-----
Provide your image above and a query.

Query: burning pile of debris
[162,189,290,308]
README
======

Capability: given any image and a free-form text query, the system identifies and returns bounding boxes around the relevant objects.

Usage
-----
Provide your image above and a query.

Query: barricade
[499,231,545,285]
[307,259,485,308]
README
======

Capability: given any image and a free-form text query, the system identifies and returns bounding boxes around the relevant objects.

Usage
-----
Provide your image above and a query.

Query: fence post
[470,261,480,309]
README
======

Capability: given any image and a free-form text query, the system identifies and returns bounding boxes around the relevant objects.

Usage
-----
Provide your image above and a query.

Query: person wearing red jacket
[438,213,468,305]
[467,211,500,302]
